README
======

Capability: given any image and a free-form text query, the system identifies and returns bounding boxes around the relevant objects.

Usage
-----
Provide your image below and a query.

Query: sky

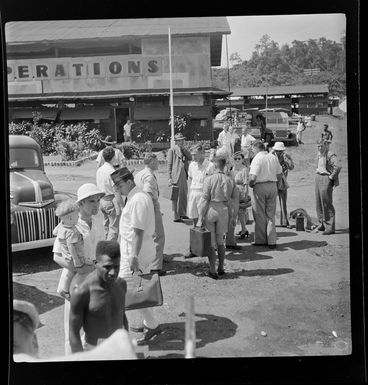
[220,14,346,67]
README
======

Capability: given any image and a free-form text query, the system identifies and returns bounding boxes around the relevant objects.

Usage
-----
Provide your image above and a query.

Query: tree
[229,52,242,67]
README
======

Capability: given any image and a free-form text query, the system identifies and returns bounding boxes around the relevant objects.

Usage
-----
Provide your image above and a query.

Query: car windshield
[9,148,41,169]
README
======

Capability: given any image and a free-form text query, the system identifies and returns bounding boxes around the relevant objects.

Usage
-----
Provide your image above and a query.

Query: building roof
[8,87,230,102]
[6,18,230,43]
[6,18,230,66]
[231,84,329,97]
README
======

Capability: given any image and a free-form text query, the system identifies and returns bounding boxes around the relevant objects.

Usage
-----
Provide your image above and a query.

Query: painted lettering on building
[7,56,163,82]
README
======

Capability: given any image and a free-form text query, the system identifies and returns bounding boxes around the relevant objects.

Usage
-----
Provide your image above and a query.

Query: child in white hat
[53,200,90,299]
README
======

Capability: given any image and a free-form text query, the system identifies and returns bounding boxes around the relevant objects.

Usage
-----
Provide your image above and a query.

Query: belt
[101,194,115,201]
[316,172,330,176]
[256,181,276,184]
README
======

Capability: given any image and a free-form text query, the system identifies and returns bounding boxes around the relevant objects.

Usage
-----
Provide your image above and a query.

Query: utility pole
[225,35,232,123]
[168,26,175,149]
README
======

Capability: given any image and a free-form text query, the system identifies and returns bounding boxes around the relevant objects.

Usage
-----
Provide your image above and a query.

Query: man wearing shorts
[197,153,237,279]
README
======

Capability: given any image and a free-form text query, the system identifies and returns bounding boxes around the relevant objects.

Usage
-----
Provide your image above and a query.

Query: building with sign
[216,84,329,115]
[6,18,231,143]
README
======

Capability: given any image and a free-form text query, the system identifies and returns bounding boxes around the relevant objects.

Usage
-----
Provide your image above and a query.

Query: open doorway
[116,108,130,142]
[291,97,299,114]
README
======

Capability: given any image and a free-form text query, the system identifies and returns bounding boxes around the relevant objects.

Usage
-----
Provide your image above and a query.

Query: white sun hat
[273,142,286,151]
[76,183,105,203]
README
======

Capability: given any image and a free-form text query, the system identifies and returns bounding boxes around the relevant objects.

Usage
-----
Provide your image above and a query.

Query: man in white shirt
[123,120,132,142]
[185,145,215,259]
[249,140,283,248]
[96,147,124,241]
[96,136,126,169]
[296,118,306,145]
[217,123,232,157]
[111,167,162,345]
[134,153,166,275]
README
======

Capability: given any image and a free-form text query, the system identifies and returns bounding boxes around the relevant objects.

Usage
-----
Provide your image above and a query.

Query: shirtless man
[69,240,128,353]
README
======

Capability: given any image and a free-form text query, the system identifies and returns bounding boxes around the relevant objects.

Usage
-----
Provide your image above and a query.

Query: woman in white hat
[52,183,105,355]
[271,142,294,227]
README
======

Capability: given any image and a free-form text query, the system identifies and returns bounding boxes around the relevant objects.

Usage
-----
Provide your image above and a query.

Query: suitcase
[190,227,212,257]
[296,215,305,231]
[162,185,179,201]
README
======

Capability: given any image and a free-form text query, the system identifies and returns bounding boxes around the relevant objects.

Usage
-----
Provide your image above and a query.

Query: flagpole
[168,26,175,148]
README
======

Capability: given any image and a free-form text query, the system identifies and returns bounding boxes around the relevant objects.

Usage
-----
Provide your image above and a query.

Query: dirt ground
[12,114,351,359]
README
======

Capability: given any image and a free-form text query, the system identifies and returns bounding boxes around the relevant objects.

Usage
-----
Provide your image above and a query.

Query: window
[9,148,41,169]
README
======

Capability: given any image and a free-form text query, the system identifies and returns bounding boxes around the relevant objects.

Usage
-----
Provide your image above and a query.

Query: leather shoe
[225,245,242,250]
[217,269,225,276]
[150,269,167,276]
[173,218,183,223]
[184,252,196,259]
[180,216,189,220]
[136,326,162,345]
[322,230,335,235]
[251,242,267,246]
[268,244,277,249]
[207,271,219,280]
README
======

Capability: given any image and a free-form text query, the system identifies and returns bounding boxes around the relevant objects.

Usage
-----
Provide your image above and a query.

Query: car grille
[14,207,59,243]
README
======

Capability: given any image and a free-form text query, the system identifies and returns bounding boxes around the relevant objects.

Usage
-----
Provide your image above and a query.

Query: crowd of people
[13,118,341,361]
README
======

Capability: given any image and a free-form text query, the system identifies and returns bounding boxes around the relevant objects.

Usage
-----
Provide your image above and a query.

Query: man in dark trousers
[167,133,192,222]
[314,139,341,235]
[69,240,128,352]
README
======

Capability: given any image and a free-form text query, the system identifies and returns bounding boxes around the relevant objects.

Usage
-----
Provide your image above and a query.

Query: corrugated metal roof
[231,84,329,97]
[6,17,230,44]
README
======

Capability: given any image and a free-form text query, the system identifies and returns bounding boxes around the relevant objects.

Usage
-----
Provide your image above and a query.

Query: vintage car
[9,135,75,252]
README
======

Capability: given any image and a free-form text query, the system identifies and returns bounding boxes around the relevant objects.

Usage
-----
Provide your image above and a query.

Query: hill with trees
[212,34,346,97]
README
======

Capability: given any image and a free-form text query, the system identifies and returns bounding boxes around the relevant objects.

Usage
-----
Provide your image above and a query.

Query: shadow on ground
[144,313,237,355]
[12,281,64,316]
[12,247,59,275]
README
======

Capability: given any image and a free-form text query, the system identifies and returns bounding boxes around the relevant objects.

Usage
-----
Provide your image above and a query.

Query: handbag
[124,270,163,311]
[277,174,289,191]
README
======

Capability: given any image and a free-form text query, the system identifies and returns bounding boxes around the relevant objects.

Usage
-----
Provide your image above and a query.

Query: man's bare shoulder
[114,277,127,293]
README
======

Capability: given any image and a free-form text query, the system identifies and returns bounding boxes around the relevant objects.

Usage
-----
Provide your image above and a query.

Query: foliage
[8,114,104,160]
[117,142,141,159]
[169,113,192,135]
[212,34,346,97]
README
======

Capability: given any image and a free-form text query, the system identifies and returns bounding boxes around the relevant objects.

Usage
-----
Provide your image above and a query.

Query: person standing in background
[232,151,250,239]
[134,153,166,276]
[321,124,333,142]
[271,142,294,228]
[96,147,124,241]
[96,136,126,169]
[314,139,341,235]
[167,133,192,222]
[296,117,306,145]
[217,123,232,157]
[229,126,240,155]
[123,120,132,142]
[241,122,256,163]
[185,145,215,259]
[249,141,283,249]
[198,153,238,279]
